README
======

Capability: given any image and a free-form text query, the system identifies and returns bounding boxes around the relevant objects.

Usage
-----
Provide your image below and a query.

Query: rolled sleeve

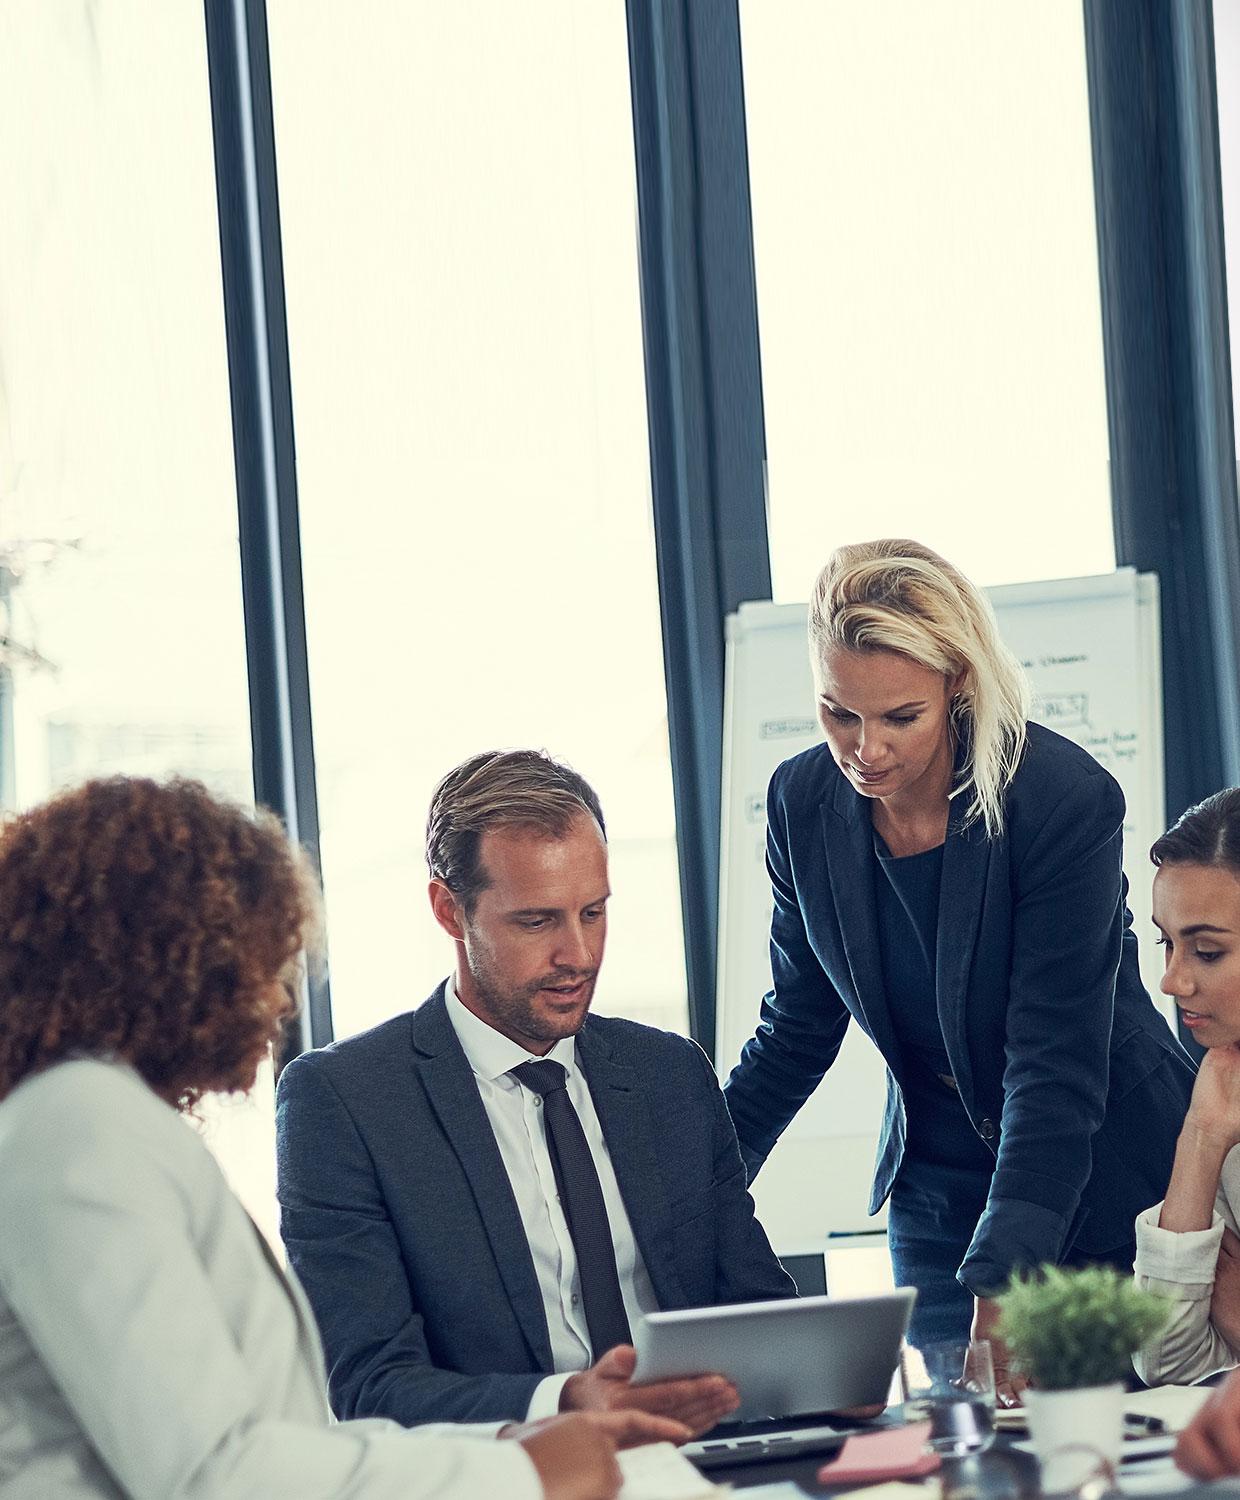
[1132,1203,1237,1386]
[1135,1203,1225,1286]
[959,1198,1073,1298]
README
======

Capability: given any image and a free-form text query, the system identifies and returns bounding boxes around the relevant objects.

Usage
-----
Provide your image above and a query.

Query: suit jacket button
[979,1118,996,1141]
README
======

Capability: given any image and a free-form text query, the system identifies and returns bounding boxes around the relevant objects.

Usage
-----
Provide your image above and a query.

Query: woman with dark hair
[0,776,680,1499]
[1135,787,1240,1385]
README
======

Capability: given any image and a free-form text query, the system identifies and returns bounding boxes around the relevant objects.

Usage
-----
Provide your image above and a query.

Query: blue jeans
[887,1160,989,1347]
[887,1157,1138,1349]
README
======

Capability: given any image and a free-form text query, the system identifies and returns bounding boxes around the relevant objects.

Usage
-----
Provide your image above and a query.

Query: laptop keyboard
[684,1414,849,1468]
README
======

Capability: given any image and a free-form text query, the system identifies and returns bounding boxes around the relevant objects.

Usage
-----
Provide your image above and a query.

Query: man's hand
[1210,1227,1240,1351]
[507,1410,685,1500]
[561,1343,740,1436]
[971,1295,1027,1408]
[1176,1369,1240,1480]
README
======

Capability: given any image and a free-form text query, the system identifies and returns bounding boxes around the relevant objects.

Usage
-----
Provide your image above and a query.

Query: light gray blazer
[0,1059,540,1500]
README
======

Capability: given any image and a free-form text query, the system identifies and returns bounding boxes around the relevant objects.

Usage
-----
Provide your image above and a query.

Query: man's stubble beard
[467,939,596,1044]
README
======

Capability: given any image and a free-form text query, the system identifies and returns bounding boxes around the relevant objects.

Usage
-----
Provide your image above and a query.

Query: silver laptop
[631,1289,915,1468]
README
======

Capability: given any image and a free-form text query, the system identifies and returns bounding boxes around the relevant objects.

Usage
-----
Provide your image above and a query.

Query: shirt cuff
[410,1422,514,1440]
[1134,1202,1225,1287]
[525,1373,573,1421]
[958,1197,1070,1297]
[445,1439,544,1499]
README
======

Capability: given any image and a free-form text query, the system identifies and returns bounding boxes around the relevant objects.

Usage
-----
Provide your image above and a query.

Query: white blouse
[1134,1144,1240,1385]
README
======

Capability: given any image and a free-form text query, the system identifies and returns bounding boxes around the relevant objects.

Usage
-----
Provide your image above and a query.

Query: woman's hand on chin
[1186,1046,1240,1153]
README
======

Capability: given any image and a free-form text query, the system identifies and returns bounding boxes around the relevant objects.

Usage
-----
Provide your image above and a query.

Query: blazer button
[979,1118,997,1141]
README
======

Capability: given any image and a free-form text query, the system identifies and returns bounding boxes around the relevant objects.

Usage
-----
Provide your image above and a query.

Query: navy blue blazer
[724,723,1195,1296]
[276,987,794,1426]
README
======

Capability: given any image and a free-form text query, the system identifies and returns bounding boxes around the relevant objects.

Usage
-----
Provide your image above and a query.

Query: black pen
[1123,1412,1169,1435]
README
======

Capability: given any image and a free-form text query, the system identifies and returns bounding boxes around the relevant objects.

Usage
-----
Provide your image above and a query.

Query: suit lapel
[576,1026,688,1307]
[934,799,991,1101]
[823,779,903,1070]
[412,993,554,1369]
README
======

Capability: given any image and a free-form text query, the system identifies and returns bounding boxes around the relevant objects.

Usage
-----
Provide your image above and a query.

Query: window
[266,1,687,1042]
[1215,0,1240,468]
[741,0,1115,600]
[0,4,274,1240]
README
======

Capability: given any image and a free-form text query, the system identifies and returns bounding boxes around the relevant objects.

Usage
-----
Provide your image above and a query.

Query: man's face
[434,812,609,1054]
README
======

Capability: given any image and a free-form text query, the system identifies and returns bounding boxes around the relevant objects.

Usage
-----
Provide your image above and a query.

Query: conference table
[709,1437,1056,1497]
[701,1385,1218,1496]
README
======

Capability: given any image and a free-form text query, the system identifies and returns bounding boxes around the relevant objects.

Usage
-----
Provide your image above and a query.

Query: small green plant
[996,1264,1169,1391]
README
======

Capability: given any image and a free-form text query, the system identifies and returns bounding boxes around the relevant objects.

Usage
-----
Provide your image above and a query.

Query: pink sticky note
[816,1422,940,1484]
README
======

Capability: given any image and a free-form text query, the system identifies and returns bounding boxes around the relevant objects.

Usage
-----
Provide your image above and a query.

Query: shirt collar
[444,975,577,1084]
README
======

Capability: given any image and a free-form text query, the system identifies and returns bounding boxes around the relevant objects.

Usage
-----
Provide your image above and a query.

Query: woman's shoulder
[0,1060,206,1205]
[1010,722,1123,804]
[1,1056,162,1127]
[1003,722,1125,844]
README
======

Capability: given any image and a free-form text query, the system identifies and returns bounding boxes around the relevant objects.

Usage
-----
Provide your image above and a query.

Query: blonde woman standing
[724,540,1194,1398]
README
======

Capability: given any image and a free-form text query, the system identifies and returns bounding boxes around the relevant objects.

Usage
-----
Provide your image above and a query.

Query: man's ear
[429,879,466,941]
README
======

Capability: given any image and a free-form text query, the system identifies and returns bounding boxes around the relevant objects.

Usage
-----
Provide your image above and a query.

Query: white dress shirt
[0,1058,540,1500]
[445,978,660,1418]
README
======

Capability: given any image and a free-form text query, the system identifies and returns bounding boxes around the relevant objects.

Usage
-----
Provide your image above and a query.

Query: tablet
[632,1289,915,1423]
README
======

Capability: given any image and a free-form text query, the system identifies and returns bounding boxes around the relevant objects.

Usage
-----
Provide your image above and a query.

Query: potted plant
[996,1265,1169,1493]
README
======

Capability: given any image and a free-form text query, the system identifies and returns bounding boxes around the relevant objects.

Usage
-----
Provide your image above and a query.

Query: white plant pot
[1023,1382,1126,1494]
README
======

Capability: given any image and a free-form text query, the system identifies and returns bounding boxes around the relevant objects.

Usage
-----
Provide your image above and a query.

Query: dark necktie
[510,1059,632,1357]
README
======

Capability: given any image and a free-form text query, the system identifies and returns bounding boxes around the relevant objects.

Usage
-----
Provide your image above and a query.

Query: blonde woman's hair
[809,539,1030,837]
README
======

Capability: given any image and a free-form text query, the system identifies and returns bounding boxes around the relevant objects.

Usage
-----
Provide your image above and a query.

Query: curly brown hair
[0,776,321,1109]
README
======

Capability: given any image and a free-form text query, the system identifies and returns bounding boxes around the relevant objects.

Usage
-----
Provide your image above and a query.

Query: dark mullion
[204,0,332,1059]
[626,0,772,1058]
[1083,0,1240,1055]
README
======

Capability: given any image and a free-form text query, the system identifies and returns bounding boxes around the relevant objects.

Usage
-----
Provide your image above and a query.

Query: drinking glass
[901,1339,997,1455]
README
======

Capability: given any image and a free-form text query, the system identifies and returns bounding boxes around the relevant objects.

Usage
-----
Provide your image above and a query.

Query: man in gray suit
[276,749,795,1431]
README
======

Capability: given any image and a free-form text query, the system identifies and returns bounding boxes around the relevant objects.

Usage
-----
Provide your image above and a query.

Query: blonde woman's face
[813,646,956,810]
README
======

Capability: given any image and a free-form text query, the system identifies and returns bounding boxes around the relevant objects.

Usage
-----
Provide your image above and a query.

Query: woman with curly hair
[0,776,679,1500]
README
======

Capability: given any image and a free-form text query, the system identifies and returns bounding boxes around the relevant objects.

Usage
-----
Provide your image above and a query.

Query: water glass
[901,1339,997,1456]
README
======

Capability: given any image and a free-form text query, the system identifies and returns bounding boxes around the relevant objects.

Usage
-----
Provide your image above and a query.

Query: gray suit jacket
[276,988,795,1425]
